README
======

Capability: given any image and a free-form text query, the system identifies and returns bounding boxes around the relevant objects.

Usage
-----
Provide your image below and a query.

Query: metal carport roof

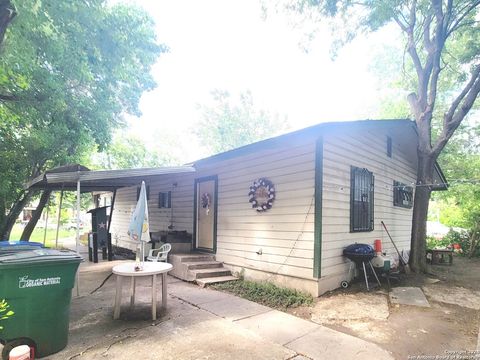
[25,165,196,192]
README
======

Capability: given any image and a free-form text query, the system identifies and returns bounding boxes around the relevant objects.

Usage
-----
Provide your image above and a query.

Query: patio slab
[199,295,271,321]
[286,326,394,360]
[235,309,319,345]
[390,287,430,307]
[19,261,396,360]
[50,294,295,360]
[168,280,233,305]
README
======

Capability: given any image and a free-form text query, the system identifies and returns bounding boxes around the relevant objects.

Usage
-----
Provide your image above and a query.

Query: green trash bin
[0,249,82,359]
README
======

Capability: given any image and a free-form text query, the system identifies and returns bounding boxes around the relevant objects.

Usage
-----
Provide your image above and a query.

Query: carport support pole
[55,189,64,248]
[76,179,80,255]
[75,179,81,297]
[43,197,50,245]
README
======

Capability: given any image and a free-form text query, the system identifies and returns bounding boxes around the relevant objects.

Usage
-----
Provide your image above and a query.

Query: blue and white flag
[127,181,150,243]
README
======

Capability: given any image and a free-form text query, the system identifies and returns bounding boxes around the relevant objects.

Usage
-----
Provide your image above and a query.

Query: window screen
[393,181,413,208]
[350,166,374,232]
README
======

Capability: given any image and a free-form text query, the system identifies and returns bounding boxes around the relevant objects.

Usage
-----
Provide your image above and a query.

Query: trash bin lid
[0,241,45,254]
[0,240,44,247]
[0,249,83,265]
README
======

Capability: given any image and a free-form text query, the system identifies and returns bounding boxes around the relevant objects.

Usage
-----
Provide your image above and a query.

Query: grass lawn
[8,224,79,247]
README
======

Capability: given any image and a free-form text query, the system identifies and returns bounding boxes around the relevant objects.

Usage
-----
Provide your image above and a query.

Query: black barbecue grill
[342,243,381,290]
[343,243,375,263]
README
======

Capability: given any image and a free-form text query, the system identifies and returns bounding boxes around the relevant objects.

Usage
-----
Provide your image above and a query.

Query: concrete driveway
[48,262,393,360]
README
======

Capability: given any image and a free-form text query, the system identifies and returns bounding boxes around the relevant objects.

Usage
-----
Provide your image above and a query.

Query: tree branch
[0,92,48,102]
[444,64,480,122]
[426,0,446,112]
[422,11,433,53]
[0,93,16,101]
[0,0,16,49]
[443,0,453,34]
[432,64,480,157]
[393,14,408,32]
[403,0,426,101]
[447,0,480,37]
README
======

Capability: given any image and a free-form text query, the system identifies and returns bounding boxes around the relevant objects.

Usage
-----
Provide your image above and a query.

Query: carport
[25,164,196,293]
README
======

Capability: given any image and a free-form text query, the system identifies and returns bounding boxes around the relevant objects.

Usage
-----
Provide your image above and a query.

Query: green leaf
[1,0,166,238]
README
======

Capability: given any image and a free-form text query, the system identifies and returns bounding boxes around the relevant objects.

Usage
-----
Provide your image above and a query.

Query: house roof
[26,165,196,192]
[192,119,448,190]
[26,119,448,192]
[192,119,415,166]
[432,162,448,191]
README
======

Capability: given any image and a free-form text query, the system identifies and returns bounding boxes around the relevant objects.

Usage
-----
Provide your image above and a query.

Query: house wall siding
[110,140,319,295]
[109,123,418,297]
[319,127,417,293]
[196,142,317,287]
[109,174,196,249]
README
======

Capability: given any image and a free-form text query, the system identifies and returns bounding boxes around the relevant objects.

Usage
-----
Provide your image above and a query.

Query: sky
[127,0,398,162]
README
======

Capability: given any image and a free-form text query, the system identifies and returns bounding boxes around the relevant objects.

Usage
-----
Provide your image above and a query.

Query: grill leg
[362,261,369,291]
[369,261,382,287]
[348,261,355,282]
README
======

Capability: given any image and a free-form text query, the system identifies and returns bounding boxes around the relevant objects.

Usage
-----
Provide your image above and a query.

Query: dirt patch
[311,292,389,324]
[385,302,479,359]
[328,319,396,344]
[308,291,478,359]
[428,256,480,291]
[423,284,480,310]
[288,255,480,360]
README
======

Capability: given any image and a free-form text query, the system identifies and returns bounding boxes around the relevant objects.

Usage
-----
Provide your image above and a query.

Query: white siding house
[108,120,447,296]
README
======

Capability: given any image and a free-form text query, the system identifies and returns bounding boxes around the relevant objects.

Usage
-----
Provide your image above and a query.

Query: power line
[321,178,480,191]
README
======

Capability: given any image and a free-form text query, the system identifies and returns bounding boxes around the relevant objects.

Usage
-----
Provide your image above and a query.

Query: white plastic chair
[146,243,171,262]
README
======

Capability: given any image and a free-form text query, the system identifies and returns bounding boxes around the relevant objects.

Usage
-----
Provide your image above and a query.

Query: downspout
[168,182,177,230]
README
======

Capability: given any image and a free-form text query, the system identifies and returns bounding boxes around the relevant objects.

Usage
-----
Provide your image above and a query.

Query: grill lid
[343,243,375,262]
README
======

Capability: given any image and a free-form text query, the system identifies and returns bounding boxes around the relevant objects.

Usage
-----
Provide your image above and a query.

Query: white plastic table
[112,261,173,320]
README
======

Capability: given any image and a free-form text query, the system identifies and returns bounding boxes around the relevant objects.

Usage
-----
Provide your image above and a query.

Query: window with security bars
[393,181,413,208]
[350,166,374,232]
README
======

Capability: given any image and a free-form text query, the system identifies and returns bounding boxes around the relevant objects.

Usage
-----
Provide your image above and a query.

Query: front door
[194,176,217,252]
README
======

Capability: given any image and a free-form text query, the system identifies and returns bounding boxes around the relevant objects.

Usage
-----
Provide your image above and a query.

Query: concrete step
[196,276,239,287]
[184,261,223,270]
[190,268,232,279]
[179,255,215,263]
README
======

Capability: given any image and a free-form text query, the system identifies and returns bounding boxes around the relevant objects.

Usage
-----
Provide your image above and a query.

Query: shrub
[442,229,472,256]
[212,280,313,309]
[0,300,14,331]
[427,234,454,250]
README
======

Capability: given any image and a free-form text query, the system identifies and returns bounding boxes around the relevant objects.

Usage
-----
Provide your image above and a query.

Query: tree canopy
[195,90,289,154]
[432,121,480,255]
[0,0,165,239]
[93,132,180,170]
[281,0,480,271]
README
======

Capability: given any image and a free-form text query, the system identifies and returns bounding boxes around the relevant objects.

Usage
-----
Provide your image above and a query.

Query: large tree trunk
[468,224,479,258]
[410,151,435,272]
[0,195,6,237]
[0,0,15,49]
[20,190,51,240]
[0,189,35,240]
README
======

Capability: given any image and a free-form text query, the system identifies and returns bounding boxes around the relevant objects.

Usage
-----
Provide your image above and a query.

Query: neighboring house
[426,221,450,239]
[107,119,446,296]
